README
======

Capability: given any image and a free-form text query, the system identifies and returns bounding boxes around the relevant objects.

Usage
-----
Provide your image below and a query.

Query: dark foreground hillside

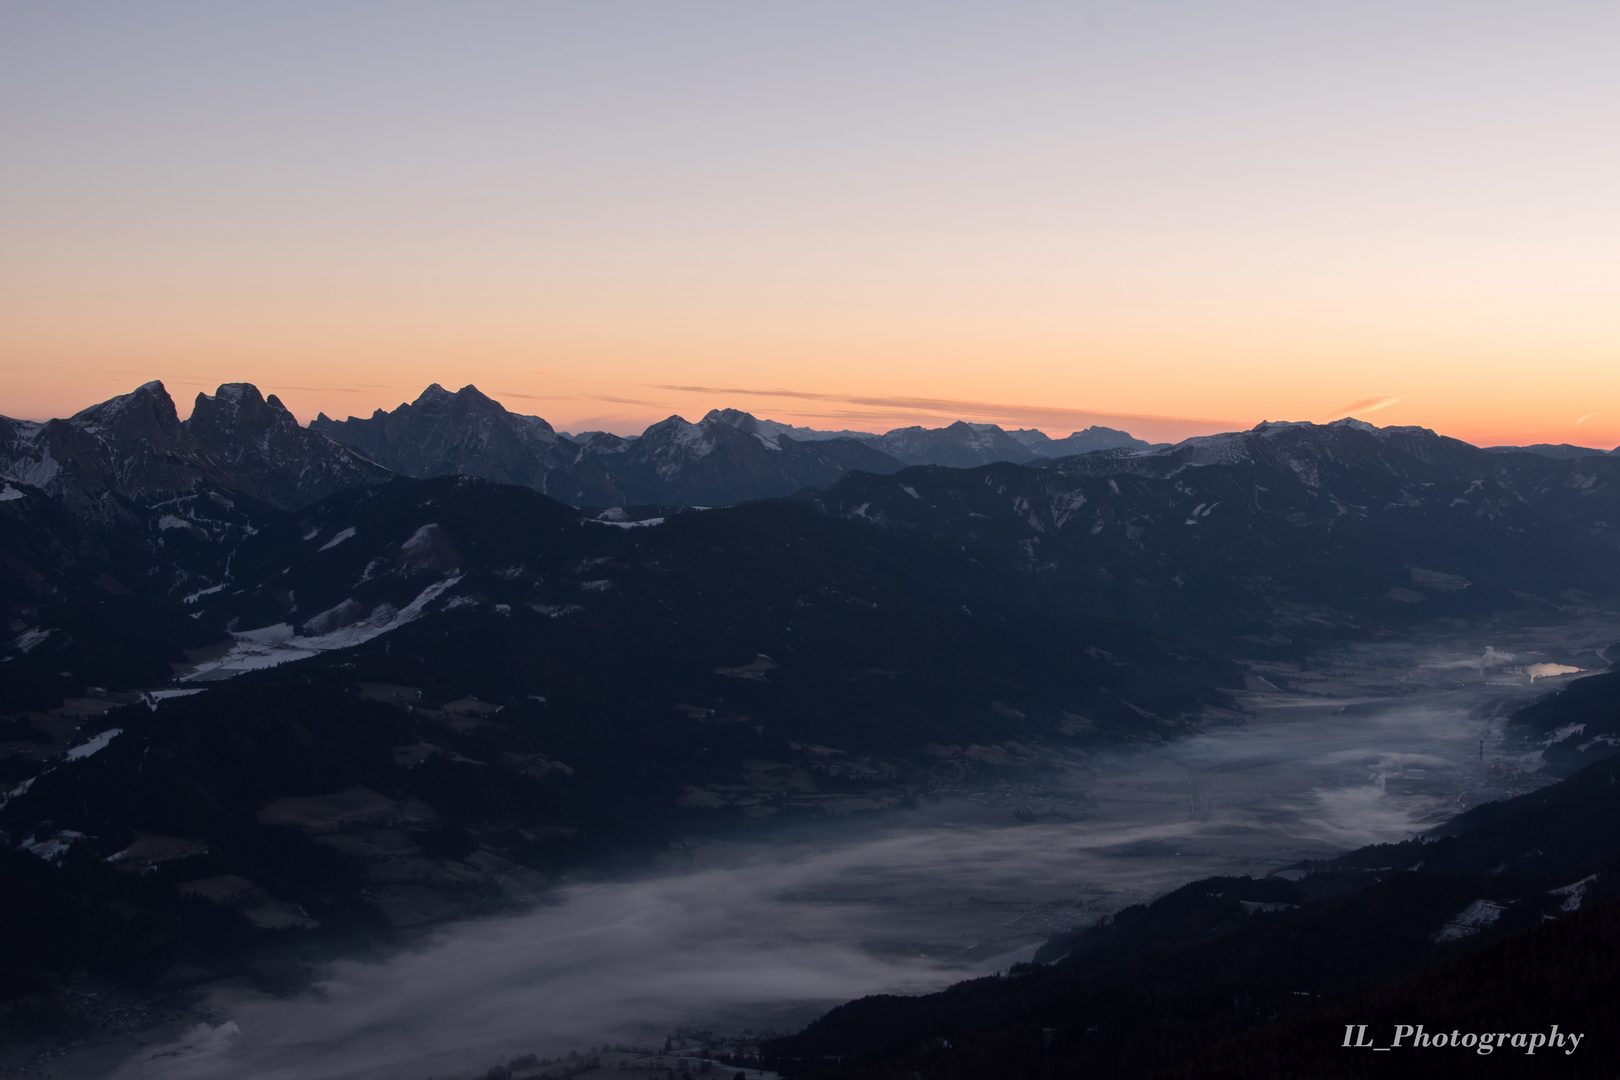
[0,477,1242,1058]
[1167,897,1619,1078]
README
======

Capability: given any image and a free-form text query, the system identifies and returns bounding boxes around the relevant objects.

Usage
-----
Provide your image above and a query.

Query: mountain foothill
[3,379,1620,1073]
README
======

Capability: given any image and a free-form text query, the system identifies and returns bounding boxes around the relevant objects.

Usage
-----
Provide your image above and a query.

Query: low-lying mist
[115,632,1609,1080]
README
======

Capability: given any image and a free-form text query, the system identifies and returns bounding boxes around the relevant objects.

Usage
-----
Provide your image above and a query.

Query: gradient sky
[3,1,1617,446]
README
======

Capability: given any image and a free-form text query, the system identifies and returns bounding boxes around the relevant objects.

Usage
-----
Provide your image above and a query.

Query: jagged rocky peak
[1006,427,1053,449]
[187,382,301,442]
[639,414,716,456]
[325,383,558,441]
[577,431,632,453]
[704,407,761,430]
[0,379,390,517]
[414,382,510,410]
[871,420,1041,467]
[702,408,789,448]
[409,382,513,416]
[177,381,391,507]
[67,379,185,445]
[1010,425,1163,456]
[307,382,594,496]
[1075,416,1478,482]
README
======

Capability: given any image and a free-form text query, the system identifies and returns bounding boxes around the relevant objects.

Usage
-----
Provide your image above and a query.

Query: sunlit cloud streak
[1318,395,1403,421]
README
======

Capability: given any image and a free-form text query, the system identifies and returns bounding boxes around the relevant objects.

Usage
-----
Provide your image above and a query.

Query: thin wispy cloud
[495,389,584,402]
[1575,412,1599,425]
[1318,395,1402,422]
[591,393,679,410]
[279,386,387,394]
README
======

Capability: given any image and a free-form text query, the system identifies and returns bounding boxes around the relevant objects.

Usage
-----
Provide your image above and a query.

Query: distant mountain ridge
[309,383,602,500]
[311,388,906,506]
[1485,441,1620,459]
[809,416,1620,655]
[309,384,1162,503]
[0,381,1201,515]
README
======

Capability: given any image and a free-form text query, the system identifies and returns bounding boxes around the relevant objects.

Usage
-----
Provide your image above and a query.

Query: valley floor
[30,619,1620,1080]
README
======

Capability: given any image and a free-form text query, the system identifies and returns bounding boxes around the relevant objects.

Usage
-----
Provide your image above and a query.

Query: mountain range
[1486,441,1620,459]
[5,381,1614,527]
[4,382,1619,700]
[0,381,386,523]
[811,418,1620,654]
[310,383,1164,501]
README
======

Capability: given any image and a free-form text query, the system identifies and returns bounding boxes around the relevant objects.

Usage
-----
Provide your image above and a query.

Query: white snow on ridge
[1546,723,1585,746]
[0,484,24,502]
[319,526,357,551]
[10,627,51,653]
[585,517,664,529]
[23,829,84,862]
[66,727,123,761]
[147,688,204,705]
[397,524,446,572]
[1549,875,1597,912]
[182,574,464,682]
[1431,899,1506,943]
[0,776,36,810]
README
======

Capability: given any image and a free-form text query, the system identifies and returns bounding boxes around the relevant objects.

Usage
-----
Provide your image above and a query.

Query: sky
[2,1,1617,447]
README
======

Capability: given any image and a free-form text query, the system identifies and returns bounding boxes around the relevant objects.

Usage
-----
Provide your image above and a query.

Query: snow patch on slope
[319,526,357,551]
[66,727,123,761]
[183,575,464,682]
[1431,899,1506,942]
[1549,875,1597,912]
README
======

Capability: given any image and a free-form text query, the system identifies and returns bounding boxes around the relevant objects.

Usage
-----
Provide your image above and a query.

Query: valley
[21,620,1605,1080]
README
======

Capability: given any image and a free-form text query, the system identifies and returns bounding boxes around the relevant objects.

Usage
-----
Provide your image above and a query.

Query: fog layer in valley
[111,627,1614,1080]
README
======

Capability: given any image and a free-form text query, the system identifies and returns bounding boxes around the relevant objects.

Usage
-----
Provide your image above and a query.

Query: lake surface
[107,623,1615,1080]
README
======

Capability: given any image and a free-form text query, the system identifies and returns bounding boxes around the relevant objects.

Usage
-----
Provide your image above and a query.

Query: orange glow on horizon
[3,5,1616,453]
